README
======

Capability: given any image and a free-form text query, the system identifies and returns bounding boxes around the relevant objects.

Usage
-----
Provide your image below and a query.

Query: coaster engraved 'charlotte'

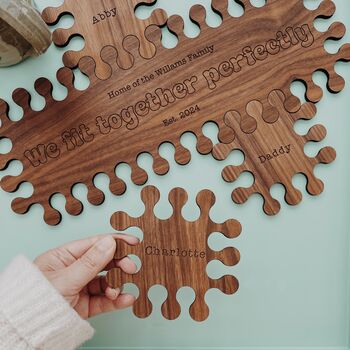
[107,186,242,321]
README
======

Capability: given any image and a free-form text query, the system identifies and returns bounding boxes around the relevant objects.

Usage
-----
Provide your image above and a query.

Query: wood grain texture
[0,0,349,225]
[212,89,336,215]
[106,186,241,321]
[42,0,167,79]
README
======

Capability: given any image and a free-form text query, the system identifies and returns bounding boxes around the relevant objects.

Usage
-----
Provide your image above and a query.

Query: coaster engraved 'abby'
[0,0,349,225]
[42,0,168,79]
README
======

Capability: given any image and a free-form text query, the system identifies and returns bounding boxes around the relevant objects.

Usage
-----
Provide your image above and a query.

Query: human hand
[34,234,138,319]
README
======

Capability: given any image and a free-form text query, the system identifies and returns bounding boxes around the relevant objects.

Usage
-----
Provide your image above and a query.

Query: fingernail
[96,236,113,252]
[108,288,120,300]
[113,288,120,299]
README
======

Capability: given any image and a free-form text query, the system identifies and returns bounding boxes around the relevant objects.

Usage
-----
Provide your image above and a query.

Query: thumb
[64,236,116,291]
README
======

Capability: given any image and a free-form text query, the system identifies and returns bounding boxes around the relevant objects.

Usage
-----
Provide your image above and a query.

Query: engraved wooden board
[0,0,349,225]
[106,186,241,321]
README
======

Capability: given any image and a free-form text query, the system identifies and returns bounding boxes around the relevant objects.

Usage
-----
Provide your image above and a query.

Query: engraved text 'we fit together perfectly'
[24,25,314,168]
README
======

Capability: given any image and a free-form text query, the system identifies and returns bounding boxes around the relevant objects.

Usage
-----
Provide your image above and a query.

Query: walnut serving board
[0,0,349,224]
[106,186,241,322]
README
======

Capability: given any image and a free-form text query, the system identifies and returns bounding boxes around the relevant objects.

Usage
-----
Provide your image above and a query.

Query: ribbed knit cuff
[0,256,94,350]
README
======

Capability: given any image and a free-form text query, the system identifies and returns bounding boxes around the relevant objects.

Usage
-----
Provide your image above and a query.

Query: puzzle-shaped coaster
[213,89,336,215]
[0,0,349,225]
[42,0,167,79]
[106,186,241,321]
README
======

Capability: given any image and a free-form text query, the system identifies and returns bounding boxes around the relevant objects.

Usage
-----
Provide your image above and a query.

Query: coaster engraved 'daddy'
[213,90,336,215]
[0,0,349,225]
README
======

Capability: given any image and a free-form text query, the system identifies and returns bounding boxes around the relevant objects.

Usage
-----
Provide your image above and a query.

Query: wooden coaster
[42,0,167,79]
[212,90,336,215]
[106,186,241,321]
[0,0,349,224]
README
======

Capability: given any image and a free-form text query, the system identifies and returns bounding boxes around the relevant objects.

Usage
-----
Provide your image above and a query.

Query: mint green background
[0,0,350,349]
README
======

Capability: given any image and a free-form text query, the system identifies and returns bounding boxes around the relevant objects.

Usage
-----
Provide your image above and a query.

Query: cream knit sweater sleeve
[0,256,94,350]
